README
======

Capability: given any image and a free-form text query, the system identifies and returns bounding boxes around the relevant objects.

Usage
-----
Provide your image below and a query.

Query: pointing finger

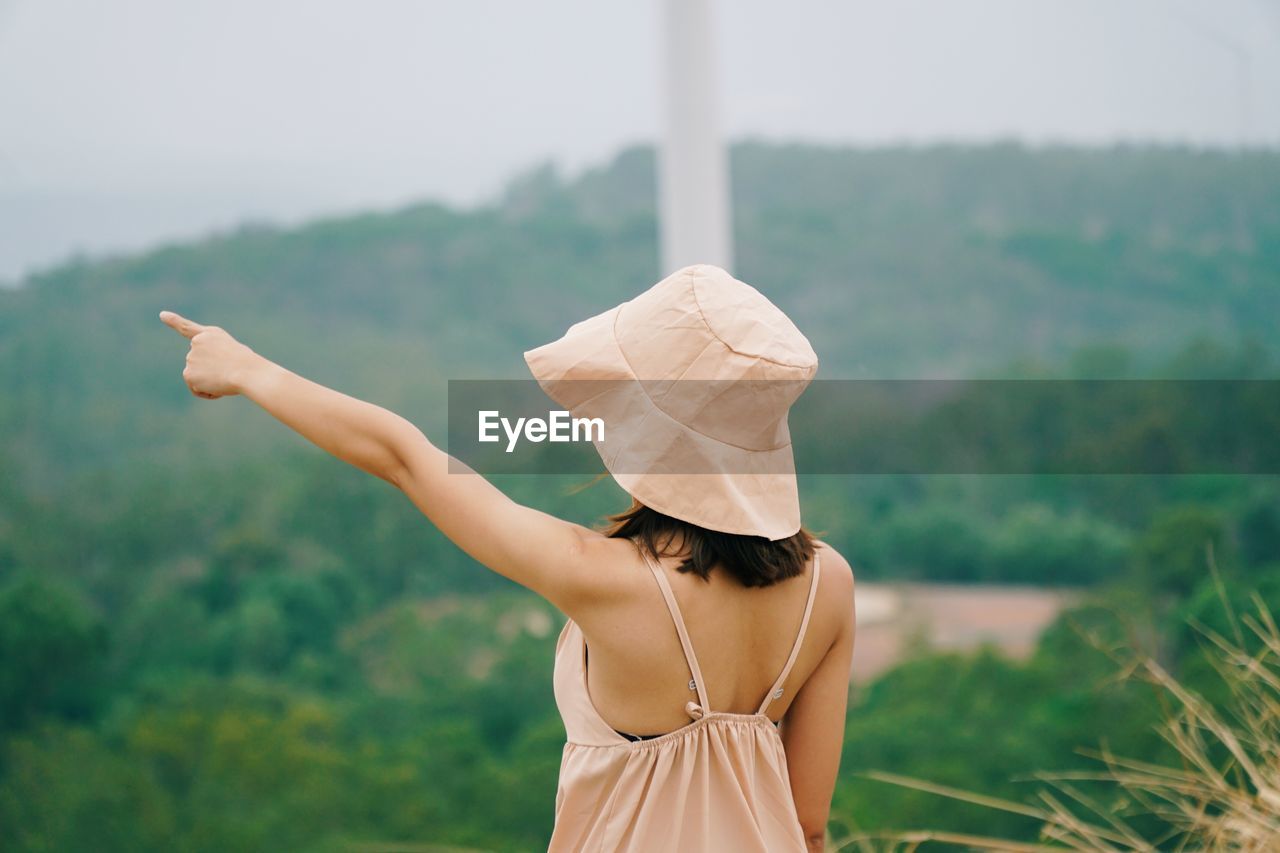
[158,310,207,339]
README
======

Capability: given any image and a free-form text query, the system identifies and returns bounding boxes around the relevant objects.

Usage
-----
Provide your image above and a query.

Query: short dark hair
[601,500,817,588]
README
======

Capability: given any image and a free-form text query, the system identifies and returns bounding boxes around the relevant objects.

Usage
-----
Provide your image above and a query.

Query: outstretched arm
[158,310,610,615]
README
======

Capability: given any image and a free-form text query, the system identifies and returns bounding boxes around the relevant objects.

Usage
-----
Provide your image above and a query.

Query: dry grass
[830,558,1280,852]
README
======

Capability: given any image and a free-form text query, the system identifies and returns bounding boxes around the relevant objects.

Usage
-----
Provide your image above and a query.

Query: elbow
[794,792,831,851]
[377,446,407,489]
[381,419,437,489]
[377,463,405,489]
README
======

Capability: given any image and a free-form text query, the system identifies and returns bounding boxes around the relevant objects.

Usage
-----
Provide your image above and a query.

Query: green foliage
[0,724,175,852]
[1168,563,1280,698]
[848,499,1131,585]
[3,143,1279,493]
[0,574,107,735]
[988,504,1131,585]
[833,603,1172,842]
[1238,485,1280,567]
[1132,505,1229,599]
[1,142,1279,848]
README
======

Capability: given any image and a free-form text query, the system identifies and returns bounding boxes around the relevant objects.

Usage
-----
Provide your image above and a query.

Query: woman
[159,263,855,852]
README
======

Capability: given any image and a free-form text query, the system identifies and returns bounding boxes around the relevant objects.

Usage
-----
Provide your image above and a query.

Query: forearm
[238,356,416,483]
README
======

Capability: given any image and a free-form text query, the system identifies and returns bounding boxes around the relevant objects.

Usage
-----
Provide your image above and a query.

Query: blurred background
[1,1,1278,849]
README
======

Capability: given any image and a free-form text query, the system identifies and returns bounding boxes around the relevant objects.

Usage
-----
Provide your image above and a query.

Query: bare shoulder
[578,531,643,565]
[811,539,855,634]
[813,539,854,590]
[565,532,653,602]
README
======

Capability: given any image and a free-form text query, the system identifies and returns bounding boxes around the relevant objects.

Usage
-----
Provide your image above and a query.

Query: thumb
[158,310,207,339]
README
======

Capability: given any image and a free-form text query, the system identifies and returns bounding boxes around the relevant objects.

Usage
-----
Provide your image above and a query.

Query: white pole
[658,0,734,274]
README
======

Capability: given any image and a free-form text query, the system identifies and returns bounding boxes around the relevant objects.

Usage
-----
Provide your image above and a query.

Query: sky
[1,0,1278,284]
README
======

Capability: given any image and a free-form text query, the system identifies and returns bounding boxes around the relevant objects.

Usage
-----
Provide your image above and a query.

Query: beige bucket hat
[523,263,818,541]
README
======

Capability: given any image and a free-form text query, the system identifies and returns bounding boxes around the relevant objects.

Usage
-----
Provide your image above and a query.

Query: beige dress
[548,548,822,852]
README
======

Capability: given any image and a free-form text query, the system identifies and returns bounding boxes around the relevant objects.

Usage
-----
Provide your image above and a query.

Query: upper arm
[386,423,610,616]
[780,545,856,846]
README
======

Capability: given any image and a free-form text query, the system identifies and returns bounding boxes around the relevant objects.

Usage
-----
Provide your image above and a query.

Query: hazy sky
[2,0,1278,284]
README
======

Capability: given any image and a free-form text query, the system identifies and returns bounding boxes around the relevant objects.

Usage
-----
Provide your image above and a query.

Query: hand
[159,310,264,399]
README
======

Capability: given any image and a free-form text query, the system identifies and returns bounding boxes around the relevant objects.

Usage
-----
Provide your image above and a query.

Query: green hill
[2,142,1277,494]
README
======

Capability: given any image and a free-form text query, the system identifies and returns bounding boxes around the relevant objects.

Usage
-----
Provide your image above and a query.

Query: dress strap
[641,550,712,716]
[756,550,822,716]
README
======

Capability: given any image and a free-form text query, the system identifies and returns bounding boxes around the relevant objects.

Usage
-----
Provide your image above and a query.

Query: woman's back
[549,537,853,852]
[574,537,846,735]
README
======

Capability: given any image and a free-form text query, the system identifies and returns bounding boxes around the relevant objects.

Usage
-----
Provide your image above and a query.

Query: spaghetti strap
[756,550,822,715]
[641,551,712,717]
